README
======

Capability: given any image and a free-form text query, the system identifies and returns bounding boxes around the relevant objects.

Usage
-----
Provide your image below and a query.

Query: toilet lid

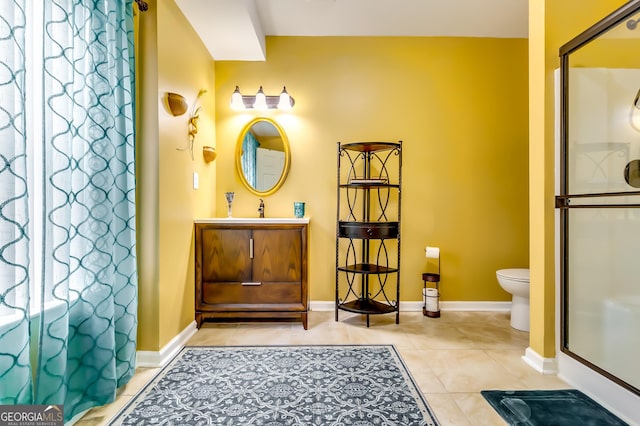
[497,268,529,282]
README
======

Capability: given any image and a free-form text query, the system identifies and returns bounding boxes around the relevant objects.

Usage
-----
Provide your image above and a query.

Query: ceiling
[174,0,529,61]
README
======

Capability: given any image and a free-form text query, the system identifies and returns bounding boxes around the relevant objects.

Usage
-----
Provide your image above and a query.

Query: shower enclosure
[557,1,640,396]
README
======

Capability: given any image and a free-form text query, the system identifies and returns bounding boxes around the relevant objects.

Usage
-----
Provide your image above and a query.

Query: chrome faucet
[258,199,264,218]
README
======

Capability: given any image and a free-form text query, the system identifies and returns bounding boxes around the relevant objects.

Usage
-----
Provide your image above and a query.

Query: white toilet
[496,268,530,332]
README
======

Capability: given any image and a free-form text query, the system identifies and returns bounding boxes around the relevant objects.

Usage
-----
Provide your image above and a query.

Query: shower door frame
[557,0,640,396]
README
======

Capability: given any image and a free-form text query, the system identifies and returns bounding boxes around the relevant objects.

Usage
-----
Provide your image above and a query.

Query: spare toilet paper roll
[425,246,440,259]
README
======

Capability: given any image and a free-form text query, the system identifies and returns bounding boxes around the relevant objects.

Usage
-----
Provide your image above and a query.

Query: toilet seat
[496,268,529,283]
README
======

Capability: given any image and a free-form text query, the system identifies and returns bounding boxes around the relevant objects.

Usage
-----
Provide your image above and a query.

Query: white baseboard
[136,321,198,368]
[399,301,426,311]
[310,300,511,312]
[522,346,558,374]
[439,301,511,311]
[309,301,335,311]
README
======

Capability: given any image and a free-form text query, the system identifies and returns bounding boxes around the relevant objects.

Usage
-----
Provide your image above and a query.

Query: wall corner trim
[522,346,558,374]
[136,321,198,368]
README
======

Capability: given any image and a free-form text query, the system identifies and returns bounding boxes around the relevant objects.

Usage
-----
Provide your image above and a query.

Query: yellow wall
[136,0,630,355]
[136,0,160,352]
[528,0,627,358]
[137,0,216,351]
[215,37,529,303]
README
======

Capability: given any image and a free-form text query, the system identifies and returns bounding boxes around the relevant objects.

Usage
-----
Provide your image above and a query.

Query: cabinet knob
[366,228,374,236]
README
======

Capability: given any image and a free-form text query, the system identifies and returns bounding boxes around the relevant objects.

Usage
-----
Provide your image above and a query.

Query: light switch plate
[193,172,199,189]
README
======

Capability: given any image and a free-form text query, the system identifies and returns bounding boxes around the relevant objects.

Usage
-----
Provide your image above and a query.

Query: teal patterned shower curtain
[0,0,31,405]
[0,0,138,421]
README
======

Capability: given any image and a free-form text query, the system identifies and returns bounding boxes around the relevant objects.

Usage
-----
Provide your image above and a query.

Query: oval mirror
[235,117,291,196]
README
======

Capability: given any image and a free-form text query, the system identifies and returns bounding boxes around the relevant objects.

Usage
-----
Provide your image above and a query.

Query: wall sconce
[230,86,295,110]
[176,89,207,160]
[202,146,217,163]
[167,92,188,116]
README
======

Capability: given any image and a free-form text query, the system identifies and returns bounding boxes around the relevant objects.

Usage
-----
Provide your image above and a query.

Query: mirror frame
[235,117,291,196]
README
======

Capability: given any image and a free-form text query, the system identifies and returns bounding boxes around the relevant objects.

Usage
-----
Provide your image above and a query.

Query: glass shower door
[563,199,640,391]
[558,3,640,395]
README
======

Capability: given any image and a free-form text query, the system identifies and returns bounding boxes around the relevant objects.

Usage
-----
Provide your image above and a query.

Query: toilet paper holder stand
[423,248,441,318]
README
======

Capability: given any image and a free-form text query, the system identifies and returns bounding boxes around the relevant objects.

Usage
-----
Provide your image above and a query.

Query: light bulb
[278,86,292,110]
[230,86,244,110]
[253,86,268,110]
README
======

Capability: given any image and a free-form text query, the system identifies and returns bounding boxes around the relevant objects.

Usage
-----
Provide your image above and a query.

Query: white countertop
[195,217,310,224]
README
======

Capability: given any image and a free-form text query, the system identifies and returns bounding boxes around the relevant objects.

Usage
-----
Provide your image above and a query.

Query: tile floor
[75,310,570,425]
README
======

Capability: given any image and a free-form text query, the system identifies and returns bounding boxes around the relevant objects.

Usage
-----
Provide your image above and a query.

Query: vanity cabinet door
[252,229,303,306]
[201,228,252,283]
[198,227,252,310]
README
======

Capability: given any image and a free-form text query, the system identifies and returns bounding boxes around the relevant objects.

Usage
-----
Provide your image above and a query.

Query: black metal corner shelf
[338,183,401,189]
[335,140,402,327]
[338,263,399,274]
[338,299,397,315]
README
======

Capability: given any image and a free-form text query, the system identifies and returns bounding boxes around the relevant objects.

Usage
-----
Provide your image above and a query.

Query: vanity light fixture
[230,86,295,110]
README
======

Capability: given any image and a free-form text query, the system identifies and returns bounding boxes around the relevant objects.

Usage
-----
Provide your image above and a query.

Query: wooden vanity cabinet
[194,221,308,329]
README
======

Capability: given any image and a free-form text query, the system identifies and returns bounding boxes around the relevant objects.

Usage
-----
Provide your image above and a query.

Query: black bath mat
[481,389,628,425]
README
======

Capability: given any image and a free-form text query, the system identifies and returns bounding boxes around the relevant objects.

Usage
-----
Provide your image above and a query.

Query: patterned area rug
[481,389,629,425]
[109,345,439,425]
